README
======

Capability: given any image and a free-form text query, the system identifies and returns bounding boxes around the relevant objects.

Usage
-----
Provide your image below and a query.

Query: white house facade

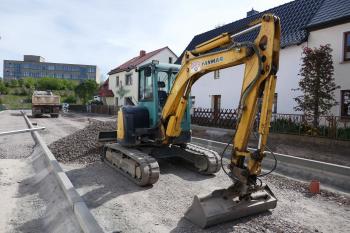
[308,22,350,116]
[107,47,177,106]
[178,0,350,117]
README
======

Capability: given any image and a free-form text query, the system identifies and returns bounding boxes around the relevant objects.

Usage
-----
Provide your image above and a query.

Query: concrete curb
[192,137,350,193]
[21,111,104,233]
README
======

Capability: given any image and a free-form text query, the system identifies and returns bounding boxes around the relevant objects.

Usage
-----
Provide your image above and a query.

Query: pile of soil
[49,120,116,163]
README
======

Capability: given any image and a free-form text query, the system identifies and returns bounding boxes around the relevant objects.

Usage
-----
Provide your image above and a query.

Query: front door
[211,95,221,121]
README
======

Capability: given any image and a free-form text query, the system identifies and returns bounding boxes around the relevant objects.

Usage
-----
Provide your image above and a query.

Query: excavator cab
[137,61,191,130]
[116,61,192,146]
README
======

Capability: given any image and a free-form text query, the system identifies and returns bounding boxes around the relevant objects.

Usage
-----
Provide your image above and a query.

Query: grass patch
[0,95,32,109]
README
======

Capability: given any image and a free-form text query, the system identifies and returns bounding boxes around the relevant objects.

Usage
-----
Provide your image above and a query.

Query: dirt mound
[49,120,116,163]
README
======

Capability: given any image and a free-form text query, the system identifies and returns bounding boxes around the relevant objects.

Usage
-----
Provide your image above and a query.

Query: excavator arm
[161,14,280,181]
[161,14,281,228]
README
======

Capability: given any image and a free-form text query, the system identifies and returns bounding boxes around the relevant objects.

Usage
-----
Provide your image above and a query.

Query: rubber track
[183,143,221,174]
[102,143,160,186]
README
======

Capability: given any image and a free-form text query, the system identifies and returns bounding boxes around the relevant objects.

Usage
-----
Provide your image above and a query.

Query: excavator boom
[159,14,281,227]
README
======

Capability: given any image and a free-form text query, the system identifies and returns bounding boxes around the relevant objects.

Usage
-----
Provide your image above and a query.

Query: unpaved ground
[0,111,34,159]
[0,111,86,233]
[61,159,350,233]
[23,111,350,233]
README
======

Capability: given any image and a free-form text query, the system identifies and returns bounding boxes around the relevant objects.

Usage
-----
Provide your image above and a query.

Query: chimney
[247,8,259,17]
[140,50,146,57]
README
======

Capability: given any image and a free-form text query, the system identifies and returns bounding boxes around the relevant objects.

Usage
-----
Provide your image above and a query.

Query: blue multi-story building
[3,55,99,83]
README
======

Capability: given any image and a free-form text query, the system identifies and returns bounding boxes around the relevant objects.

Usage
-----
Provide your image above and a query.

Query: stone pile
[49,120,116,163]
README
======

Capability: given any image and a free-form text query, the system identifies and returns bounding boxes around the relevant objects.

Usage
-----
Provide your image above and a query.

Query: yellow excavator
[99,14,280,227]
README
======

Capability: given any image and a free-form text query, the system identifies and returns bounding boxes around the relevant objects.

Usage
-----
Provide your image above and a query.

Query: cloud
[0,0,292,79]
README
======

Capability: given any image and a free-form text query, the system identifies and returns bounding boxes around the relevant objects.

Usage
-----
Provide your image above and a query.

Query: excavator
[99,14,280,228]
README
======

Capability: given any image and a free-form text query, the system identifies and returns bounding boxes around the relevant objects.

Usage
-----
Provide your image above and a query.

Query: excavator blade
[184,184,277,228]
[98,130,118,142]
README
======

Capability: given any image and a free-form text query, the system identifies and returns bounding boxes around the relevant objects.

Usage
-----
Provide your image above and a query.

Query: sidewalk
[191,124,350,166]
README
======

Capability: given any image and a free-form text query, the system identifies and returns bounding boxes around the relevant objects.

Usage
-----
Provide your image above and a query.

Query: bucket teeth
[184,184,277,228]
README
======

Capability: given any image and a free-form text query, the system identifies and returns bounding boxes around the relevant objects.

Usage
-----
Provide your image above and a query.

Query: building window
[190,96,195,107]
[214,70,220,79]
[273,93,278,113]
[116,76,119,87]
[344,32,350,61]
[169,57,173,63]
[341,90,350,117]
[125,74,132,85]
[115,97,119,106]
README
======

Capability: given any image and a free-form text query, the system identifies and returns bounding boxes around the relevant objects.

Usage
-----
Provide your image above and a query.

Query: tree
[74,80,98,104]
[116,85,129,99]
[9,79,18,87]
[293,44,340,127]
[63,95,77,104]
[0,79,8,94]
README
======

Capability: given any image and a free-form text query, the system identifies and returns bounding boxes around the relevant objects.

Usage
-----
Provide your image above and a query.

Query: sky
[0,0,293,81]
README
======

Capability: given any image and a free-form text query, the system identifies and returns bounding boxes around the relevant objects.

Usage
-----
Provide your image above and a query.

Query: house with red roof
[98,78,115,105]
[107,47,177,106]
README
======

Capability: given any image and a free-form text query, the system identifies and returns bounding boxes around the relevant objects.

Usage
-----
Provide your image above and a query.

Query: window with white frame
[214,70,220,79]
[344,32,350,61]
[125,74,132,85]
[116,76,119,87]
[341,90,350,117]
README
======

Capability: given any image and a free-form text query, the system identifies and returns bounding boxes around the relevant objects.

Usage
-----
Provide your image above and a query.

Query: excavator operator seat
[158,81,168,107]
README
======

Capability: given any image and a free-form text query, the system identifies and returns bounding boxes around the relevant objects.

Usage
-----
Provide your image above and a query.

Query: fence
[191,108,350,140]
[69,104,118,115]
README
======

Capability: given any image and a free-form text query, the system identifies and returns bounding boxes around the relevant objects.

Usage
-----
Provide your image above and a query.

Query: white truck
[32,91,60,118]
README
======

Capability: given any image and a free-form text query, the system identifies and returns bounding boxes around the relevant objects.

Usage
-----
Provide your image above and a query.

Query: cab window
[139,68,153,101]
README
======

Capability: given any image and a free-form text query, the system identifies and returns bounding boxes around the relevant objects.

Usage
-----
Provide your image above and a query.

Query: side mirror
[144,67,152,77]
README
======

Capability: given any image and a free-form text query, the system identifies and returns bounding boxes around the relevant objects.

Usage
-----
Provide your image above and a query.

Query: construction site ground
[1,110,349,233]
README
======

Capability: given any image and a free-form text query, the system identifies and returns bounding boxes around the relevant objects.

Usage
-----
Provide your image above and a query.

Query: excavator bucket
[98,130,118,142]
[184,184,277,228]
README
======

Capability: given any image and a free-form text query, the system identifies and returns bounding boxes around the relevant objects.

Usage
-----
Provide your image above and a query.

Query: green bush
[63,95,77,103]
[24,78,36,88]
[22,77,78,91]
[0,80,8,94]
[337,128,350,140]
[9,79,19,87]
[18,79,24,87]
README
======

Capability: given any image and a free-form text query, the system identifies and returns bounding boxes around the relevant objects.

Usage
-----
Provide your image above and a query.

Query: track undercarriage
[101,143,221,186]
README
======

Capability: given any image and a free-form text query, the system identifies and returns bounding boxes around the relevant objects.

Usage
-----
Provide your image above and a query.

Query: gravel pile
[49,120,116,163]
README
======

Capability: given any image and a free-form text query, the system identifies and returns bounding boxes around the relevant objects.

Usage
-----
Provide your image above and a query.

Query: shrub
[63,95,77,104]
[9,79,19,87]
[0,80,8,94]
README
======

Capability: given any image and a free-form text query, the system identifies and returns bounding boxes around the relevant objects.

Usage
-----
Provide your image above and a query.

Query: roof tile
[108,47,168,75]
[307,0,350,29]
[176,0,324,64]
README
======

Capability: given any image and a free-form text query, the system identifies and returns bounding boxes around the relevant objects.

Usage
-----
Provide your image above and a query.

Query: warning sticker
[190,62,201,73]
